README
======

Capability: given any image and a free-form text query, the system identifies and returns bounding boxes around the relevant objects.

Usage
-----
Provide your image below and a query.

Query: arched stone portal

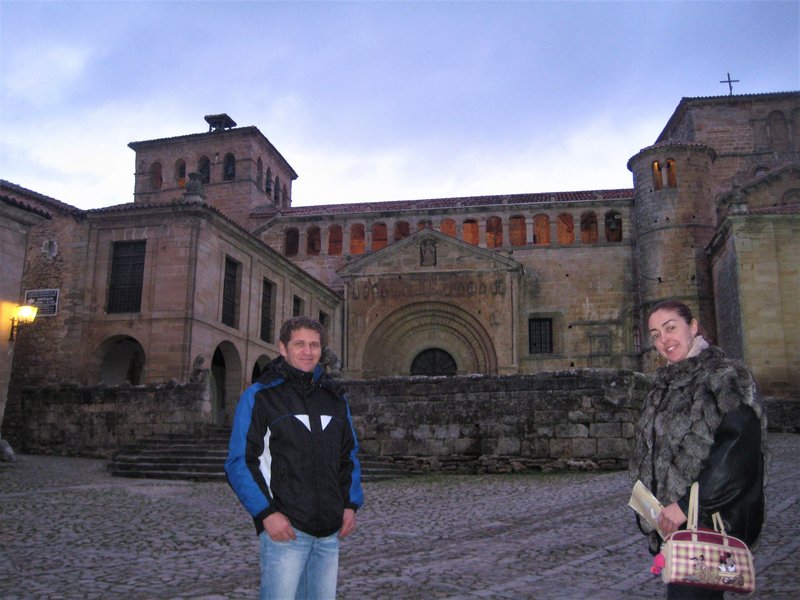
[210,341,243,426]
[359,302,497,378]
[97,335,146,385]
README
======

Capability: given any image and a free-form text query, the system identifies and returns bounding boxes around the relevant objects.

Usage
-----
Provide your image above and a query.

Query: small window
[108,241,146,314]
[440,218,456,238]
[307,226,321,255]
[665,159,677,188]
[285,228,299,256]
[580,212,598,244]
[557,214,574,245]
[222,257,241,328]
[256,158,263,188]
[350,224,365,254]
[260,278,275,343]
[509,215,526,246]
[328,225,343,255]
[605,211,622,243]
[486,216,503,248]
[394,221,411,242]
[652,161,663,191]
[292,296,304,317]
[175,159,186,188]
[149,162,163,191]
[528,318,553,354]
[223,153,236,181]
[318,311,329,329]
[372,222,387,251]
[463,219,479,245]
[198,156,211,184]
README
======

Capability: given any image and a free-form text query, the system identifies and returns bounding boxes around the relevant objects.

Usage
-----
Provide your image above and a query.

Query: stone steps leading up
[108,429,409,482]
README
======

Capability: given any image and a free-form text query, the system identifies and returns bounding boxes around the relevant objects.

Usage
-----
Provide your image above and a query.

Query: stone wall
[344,369,652,474]
[15,380,213,458]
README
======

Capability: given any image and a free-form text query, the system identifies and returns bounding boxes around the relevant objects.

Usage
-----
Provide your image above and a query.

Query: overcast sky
[1,1,798,210]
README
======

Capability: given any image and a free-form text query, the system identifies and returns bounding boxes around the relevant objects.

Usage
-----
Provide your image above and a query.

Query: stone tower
[628,142,718,340]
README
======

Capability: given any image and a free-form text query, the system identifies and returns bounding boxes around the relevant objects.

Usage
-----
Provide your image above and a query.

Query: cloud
[3,43,92,106]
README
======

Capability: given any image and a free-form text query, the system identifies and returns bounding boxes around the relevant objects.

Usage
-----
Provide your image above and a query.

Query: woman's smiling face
[648,308,699,364]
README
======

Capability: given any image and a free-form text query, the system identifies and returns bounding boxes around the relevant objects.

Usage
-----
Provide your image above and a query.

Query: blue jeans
[259,529,340,600]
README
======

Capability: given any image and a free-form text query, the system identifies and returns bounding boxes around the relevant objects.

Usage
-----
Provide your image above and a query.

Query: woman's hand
[657,502,687,535]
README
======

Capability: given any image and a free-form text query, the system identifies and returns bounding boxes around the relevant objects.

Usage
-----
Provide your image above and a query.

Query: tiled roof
[254,188,635,218]
[0,179,84,215]
[0,193,53,219]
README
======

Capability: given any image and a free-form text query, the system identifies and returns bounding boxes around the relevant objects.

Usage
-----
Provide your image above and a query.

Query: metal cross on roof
[719,72,740,95]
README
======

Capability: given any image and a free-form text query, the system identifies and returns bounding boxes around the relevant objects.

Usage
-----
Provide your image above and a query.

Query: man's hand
[339,508,356,538]
[264,512,296,542]
[657,502,687,535]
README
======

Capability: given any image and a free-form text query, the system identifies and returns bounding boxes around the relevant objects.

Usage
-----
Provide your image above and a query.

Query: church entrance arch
[209,341,242,426]
[359,302,497,378]
[97,335,145,385]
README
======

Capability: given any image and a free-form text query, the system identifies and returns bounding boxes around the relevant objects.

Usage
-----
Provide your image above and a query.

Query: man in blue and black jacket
[225,316,364,600]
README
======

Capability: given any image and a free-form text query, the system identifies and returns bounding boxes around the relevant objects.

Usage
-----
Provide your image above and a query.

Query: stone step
[108,431,410,482]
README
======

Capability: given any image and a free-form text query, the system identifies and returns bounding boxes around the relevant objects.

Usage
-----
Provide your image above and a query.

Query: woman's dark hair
[648,300,694,325]
[279,316,327,348]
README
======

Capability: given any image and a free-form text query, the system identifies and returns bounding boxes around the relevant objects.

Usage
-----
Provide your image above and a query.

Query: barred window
[108,240,146,314]
[222,257,241,328]
[528,318,553,354]
[260,278,275,343]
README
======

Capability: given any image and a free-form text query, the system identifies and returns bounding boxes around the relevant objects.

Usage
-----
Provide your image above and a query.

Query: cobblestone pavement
[1,433,797,600]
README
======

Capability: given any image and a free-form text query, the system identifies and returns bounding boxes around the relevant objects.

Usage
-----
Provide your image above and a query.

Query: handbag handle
[686,481,731,546]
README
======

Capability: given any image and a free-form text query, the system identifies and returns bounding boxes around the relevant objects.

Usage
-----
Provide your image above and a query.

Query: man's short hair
[279,316,327,348]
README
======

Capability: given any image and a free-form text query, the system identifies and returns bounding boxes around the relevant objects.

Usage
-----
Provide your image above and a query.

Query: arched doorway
[97,335,146,385]
[410,348,457,376]
[209,341,243,426]
[251,354,271,383]
[359,302,497,378]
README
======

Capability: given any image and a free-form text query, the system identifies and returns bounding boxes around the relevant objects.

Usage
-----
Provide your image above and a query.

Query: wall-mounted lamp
[9,304,38,341]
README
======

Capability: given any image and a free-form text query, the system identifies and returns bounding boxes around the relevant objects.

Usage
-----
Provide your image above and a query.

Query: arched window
[149,162,163,191]
[275,177,282,205]
[393,221,410,241]
[665,159,677,188]
[265,167,273,197]
[282,184,289,207]
[486,216,503,248]
[509,215,526,246]
[306,226,321,255]
[256,158,263,188]
[463,219,479,245]
[557,214,574,245]
[198,156,211,184]
[328,225,343,255]
[410,348,457,376]
[174,159,186,188]
[533,214,550,246]
[372,222,388,251]
[605,211,622,243]
[580,212,598,244]
[223,153,236,181]
[284,228,299,256]
[350,224,365,255]
[440,218,456,238]
[768,110,790,152]
[652,160,663,191]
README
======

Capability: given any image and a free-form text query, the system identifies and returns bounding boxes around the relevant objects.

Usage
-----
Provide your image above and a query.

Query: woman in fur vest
[630,300,767,599]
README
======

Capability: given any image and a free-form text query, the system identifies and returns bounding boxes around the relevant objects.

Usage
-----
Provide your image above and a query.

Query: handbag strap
[686,482,700,531]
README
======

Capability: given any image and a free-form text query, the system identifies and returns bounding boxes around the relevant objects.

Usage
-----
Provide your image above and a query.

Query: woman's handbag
[660,482,756,594]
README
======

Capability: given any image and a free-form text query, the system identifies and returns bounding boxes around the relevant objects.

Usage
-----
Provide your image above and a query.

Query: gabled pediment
[337,228,523,278]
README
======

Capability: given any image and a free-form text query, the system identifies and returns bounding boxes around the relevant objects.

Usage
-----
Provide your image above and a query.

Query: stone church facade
[1,92,798,441]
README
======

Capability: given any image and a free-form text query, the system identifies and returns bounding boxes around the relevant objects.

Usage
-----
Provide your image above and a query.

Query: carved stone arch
[359,301,497,378]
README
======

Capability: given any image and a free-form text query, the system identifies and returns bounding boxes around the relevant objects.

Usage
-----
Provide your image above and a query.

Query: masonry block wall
[345,370,651,473]
[14,381,212,457]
